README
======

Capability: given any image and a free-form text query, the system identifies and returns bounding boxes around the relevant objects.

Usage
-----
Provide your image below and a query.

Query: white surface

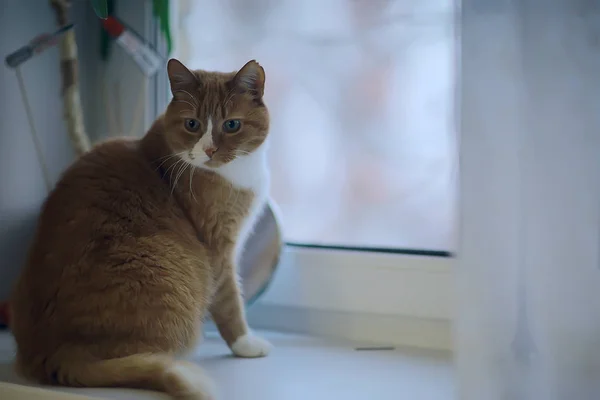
[456,1,600,400]
[250,246,453,349]
[259,247,453,318]
[248,304,453,352]
[0,331,453,400]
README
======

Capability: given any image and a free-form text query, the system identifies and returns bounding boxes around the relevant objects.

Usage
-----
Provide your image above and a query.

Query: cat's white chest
[235,174,269,257]
[214,146,270,260]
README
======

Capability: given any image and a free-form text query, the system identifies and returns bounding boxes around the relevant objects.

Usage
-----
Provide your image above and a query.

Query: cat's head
[163,59,269,168]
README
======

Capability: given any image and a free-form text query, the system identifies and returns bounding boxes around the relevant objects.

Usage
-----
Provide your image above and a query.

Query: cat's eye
[184,119,200,132]
[222,119,242,133]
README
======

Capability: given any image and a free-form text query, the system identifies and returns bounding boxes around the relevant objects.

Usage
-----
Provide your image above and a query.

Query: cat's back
[11,137,206,365]
[23,136,196,272]
[40,137,184,233]
[54,137,163,212]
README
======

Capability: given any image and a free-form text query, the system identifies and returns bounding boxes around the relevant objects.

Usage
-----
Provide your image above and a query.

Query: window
[168,0,457,252]
[158,0,457,349]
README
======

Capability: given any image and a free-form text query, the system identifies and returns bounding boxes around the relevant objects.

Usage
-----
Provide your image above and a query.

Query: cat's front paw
[230,333,272,358]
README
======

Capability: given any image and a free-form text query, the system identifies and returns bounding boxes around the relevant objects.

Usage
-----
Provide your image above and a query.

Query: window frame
[250,245,454,350]
[141,0,456,351]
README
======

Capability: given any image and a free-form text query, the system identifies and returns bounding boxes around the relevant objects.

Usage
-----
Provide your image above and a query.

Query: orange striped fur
[10,59,272,399]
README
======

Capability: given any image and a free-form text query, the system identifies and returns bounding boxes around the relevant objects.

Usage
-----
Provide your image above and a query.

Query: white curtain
[456,1,600,399]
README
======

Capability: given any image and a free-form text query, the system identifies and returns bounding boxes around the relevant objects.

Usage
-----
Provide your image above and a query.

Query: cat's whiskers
[173,160,187,184]
[172,160,189,195]
[161,161,180,180]
[189,166,198,204]
[165,160,183,195]
[165,159,184,184]
[154,153,181,165]
[153,152,186,172]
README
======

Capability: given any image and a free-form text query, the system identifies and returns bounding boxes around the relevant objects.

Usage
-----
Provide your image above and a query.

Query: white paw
[230,333,272,358]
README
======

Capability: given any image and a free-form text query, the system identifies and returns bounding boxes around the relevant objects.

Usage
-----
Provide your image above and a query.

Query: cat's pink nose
[204,147,216,158]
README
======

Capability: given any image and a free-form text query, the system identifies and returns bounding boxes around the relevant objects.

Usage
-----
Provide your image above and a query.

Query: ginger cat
[9,58,272,399]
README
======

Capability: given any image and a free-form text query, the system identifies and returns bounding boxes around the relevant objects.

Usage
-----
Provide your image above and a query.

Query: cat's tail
[47,353,216,399]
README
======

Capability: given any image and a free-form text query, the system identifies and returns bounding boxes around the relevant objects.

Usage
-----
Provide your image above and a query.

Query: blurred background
[172,0,457,251]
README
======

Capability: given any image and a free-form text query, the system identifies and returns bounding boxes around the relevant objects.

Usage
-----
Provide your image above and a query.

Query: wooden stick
[15,68,53,191]
[128,80,146,137]
[50,0,91,156]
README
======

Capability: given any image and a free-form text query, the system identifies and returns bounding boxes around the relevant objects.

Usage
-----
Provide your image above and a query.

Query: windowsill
[248,246,454,350]
[0,330,454,400]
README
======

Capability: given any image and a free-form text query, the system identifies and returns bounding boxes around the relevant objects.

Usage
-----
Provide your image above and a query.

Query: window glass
[173,0,456,250]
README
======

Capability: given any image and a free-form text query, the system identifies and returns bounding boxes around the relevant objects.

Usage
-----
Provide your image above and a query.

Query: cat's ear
[167,59,197,93]
[233,60,265,97]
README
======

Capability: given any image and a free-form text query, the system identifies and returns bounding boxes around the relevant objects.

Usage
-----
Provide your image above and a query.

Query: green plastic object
[152,0,172,55]
[99,0,172,61]
[91,0,108,19]
[99,0,115,61]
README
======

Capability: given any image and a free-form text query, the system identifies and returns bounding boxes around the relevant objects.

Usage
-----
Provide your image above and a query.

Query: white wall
[0,0,155,301]
[0,0,96,300]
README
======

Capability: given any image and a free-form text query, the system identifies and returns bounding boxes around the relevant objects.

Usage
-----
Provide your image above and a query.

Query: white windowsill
[248,246,454,351]
[0,330,454,400]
